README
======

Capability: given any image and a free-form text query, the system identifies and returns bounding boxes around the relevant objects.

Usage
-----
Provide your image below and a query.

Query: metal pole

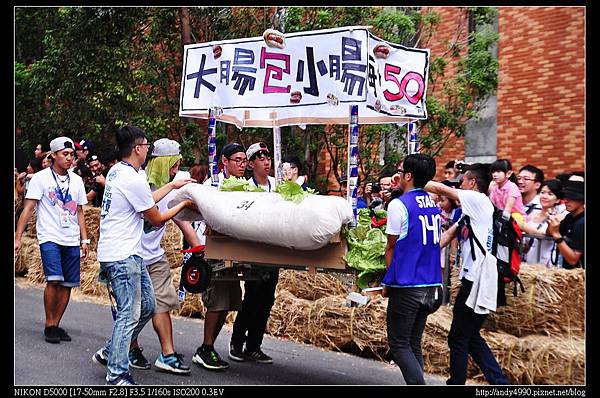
[272,114,283,186]
[208,108,219,187]
[408,121,418,154]
[348,105,359,227]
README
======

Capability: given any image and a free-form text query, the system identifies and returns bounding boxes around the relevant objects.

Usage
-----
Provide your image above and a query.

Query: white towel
[466,252,498,314]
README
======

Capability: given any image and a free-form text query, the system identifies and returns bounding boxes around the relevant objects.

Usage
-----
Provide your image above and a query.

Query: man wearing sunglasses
[189,143,247,371]
[15,136,90,345]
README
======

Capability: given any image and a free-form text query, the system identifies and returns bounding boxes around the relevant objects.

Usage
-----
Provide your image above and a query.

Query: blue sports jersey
[383,189,443,287]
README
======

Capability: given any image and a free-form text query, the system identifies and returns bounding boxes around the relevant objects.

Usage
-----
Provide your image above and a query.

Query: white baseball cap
[151,138,180,157]
[49,137,75,152]
[246,142,270,160]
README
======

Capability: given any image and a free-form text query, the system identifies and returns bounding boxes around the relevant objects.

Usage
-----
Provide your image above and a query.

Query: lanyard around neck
[120,160,139,171]
[50,167,70,203]
[252,176,271,192]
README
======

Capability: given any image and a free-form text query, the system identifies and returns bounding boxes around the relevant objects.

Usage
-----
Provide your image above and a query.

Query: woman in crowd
[521,179,567,267]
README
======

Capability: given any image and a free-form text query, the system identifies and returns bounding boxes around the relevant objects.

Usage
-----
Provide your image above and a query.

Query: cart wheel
[181,255,211,294]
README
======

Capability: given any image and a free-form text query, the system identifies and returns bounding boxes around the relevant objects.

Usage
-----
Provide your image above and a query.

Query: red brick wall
[496,7,585,179]
[318,7,585,184]
[421,7,469,179]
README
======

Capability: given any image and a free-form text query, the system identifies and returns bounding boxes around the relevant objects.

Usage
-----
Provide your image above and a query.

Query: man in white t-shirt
[228,142,278,364]
[15,136,89,345]
[189,143,246,371]
[424,163,509,385]
[91,126,195,386]
[127,138,193,374]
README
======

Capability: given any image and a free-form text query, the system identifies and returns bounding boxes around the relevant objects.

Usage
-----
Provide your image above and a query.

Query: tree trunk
[179,7,192,45]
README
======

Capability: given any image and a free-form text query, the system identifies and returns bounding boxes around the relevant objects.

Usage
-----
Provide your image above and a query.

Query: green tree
[15,6,497,190]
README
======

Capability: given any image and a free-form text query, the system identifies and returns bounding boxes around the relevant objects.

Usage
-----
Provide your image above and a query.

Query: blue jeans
[100,255,155,381]
[447,279,509,385]
[386,286,442,385]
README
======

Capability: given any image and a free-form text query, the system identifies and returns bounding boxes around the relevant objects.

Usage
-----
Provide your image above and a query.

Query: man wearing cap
[85,154,107,207]
[228,142,277,364]
[15,136,90,344]
[118,138,193,374]
[74,139,93,168]
[91,126,195,386]
[189,142,246,371]
[547,176,585,269]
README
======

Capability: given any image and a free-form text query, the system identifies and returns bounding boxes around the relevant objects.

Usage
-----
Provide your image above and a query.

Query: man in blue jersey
[383,153,443,385]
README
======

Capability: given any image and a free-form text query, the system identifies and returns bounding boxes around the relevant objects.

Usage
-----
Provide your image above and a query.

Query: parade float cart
[175,26,429,292]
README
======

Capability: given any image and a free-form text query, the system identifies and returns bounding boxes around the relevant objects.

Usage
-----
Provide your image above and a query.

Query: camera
[456,162,470,173]
[371,182,381,193]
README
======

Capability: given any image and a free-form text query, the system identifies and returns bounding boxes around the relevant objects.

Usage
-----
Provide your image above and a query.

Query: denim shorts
[39,241,80,287]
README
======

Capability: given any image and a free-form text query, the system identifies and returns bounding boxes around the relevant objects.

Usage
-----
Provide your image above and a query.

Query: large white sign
[179,26,429,128]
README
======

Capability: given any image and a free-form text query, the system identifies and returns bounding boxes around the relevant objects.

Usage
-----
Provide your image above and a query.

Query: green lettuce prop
[274,180,316,204]
[344,208,387,289]
[219,177,317,203]
[219,176,265,192]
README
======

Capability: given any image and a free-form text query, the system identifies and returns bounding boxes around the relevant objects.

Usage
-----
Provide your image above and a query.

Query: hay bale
[14,236,41,276]
[161,221,183,268]
[77,251,109,299]
[486,264,584,337]
[83,206,101,252]
[276,269,350,300]
[422,305,453,376]
[481,331,584,385]
[25,207,37,238]
[267,289,313,343]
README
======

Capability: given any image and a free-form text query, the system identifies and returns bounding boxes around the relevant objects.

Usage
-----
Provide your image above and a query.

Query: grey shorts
[202,280,242,312]
[147,255,179,313]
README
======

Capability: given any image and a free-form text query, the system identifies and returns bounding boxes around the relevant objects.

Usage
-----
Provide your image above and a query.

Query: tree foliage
[15,6,497,192]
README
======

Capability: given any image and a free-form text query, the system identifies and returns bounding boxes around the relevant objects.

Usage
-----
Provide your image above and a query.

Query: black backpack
[458,209,525,307]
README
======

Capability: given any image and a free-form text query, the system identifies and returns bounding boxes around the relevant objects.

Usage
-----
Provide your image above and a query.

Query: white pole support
[208,108,219,187]
[347,105,359,227]
[408,121,418,154]
[272,114,283,186]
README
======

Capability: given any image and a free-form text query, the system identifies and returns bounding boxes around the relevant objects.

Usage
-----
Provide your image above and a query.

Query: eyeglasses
[517,176,536,182]
[228,157,248,165]
[136,143,153,152]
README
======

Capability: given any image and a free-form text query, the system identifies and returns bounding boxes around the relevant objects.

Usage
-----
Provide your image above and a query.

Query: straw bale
[83,206,101,252]
[276,270,350,300]
[267,289,313,343]
[479,331,585,384]
[77,251,109,299]
[25,207,37,238]
[486,264,584,337]
[14,236,41,276]
[422,305,453,375]
[161,220,183,268]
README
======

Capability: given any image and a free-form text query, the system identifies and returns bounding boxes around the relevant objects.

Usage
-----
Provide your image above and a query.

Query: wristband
[554,236,564,244]
[81,239,91,245]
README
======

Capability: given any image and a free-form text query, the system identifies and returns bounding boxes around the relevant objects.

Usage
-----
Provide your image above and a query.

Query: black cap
[563,180,584,201]
[221,143,246,159]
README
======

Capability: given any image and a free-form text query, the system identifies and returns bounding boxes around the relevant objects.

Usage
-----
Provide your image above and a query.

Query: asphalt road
[14,280,445,386]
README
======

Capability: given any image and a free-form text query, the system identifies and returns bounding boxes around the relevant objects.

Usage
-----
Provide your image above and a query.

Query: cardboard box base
[204,232,349,271]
